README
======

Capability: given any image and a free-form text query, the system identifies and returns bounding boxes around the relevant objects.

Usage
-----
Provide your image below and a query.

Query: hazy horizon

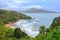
[0,0,60,12]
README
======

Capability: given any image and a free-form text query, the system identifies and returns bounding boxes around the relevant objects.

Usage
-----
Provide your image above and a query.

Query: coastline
[4,19,32,29]
[4,19,21,29]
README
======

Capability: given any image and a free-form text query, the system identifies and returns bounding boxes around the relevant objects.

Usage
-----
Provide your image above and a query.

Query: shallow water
[23,13,60,27]
[13,13,60,37]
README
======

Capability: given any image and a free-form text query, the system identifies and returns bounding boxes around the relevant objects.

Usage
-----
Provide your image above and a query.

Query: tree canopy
[13,27,27,39]
[0,10,32,24]
[50,16,60,29]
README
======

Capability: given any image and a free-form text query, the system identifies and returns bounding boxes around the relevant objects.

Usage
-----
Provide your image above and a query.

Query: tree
[13,27,27,39]
[45,26,60,40]
[0,10,32,24]
[46,28,50,33]
[39,26,46,34]
[50,16,60,29]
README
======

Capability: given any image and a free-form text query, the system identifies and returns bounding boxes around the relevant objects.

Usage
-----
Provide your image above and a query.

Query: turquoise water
[14,13,60,37]
[24,13,60,27]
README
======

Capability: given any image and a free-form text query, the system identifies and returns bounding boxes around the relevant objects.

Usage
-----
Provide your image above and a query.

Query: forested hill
[0,9,32,24]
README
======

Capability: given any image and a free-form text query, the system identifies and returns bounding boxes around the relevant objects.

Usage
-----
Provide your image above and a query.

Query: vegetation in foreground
[0,10,60,40]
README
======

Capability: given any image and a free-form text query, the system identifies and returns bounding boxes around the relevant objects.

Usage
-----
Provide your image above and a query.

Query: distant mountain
[23,8,57,13]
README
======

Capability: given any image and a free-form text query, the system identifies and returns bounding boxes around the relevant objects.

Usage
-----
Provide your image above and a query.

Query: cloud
[19,5,43,10]
[0,0,44,10]
[0,0,60,11]
[24,5,43,8]
[42,0,46,1]
[12,0,29,3]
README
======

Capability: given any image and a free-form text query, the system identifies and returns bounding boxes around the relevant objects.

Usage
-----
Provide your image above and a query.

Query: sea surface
[14,13,60,38]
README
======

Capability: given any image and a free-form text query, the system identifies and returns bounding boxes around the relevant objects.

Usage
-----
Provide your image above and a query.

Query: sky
[0,0,60,12]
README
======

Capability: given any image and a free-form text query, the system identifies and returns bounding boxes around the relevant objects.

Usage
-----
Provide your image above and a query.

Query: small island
[23,7,58,13]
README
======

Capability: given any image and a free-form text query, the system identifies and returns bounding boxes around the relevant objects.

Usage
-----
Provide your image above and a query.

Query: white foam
[14,20,39,38]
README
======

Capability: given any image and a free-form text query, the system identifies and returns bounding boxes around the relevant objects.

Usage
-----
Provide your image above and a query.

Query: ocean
[14,13,60,37]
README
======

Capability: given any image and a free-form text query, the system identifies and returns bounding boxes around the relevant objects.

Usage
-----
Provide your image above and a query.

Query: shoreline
[4,19,33,28]
[4,19,21,28]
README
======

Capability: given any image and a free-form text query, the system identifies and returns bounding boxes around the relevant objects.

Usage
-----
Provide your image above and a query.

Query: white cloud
[12,0,29,3]
[5,5,43,10]
[21,5,43,9]
[0,0,44,10]
[3,0,31,10]
[12,0,31,4]
[42,0,46,2]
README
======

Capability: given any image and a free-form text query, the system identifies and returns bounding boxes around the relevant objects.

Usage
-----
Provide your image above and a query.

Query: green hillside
[0,10,60,40]
[0,10,32,40]
[0,10,32,24]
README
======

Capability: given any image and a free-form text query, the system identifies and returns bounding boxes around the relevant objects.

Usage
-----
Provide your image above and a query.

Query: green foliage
[46,28,51,33]
[39,26,46,34]
[5,29,13,38]
[0,24,14,40]
[13,27,27,39]
[0,10,60,40]
[50,16,60,29]
[33,34,46,40]
[0,9,31,40]
[0,10,32,24]
[45,26,60,40]
[32,26,60,40]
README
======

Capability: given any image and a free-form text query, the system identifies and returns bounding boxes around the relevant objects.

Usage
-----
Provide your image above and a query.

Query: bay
[14,13,60,37]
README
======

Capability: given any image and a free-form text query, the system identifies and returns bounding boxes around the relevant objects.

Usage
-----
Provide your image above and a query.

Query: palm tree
[39,26,46,34]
